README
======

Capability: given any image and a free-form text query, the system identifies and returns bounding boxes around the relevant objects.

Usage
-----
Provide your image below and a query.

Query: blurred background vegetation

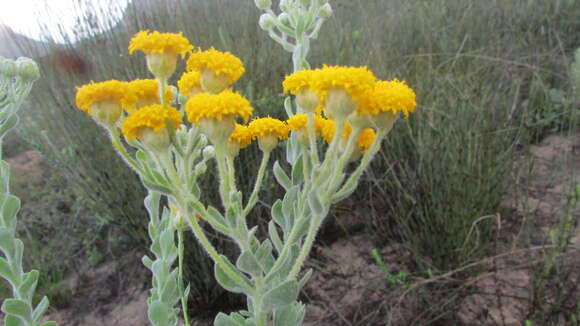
[1,0,579,324]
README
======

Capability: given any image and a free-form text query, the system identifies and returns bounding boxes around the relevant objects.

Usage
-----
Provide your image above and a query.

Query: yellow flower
[76,80,136,125]
[248,117,289,152]
[356,128,376,153]
[304,65,376,120]
[185,89,253,123]
[283,70,316,95]
[177,71,202,98]
[357,79,417,117]
[128,79,173,111]
[248,117,290,140]
[228,124,253,149]
[129,30,193,79]
[320,118,336,144]
[121,104,182,142]
[186,48,245,93]
[286,114,326,133]
[128,30,193,57]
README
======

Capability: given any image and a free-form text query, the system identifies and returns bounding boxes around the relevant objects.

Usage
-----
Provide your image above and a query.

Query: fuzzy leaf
[2,195,20,229]
[40,322,58,326]
[214,261,245,294]
[274,302,306,326]
[0,256,14,281]
[262,280,299,312]
[2,299,31,321]
[271,200,286,230]
[0,227,14,257]
[236,250,262,277]
[3,315,25,326]
[32,296,49,323]
[308,190,328,217]
[214,312,246,326]
[298,269,313,289]
[268,221,283,254]
[291,155,304,185]
[273,161,292,191]
[18,270,39,301]
[148,300,170,326]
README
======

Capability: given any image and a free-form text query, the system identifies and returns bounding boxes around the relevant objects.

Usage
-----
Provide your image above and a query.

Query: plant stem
[242,151,271,216]
[178,230,191,326]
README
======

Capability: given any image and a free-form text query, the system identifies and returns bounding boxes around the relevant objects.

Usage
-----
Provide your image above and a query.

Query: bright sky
[0,0,131,43]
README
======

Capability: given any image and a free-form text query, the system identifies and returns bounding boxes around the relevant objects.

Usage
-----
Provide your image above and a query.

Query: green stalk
[306,112,320,166]
[242,150,271,216]
[178,230,191,326]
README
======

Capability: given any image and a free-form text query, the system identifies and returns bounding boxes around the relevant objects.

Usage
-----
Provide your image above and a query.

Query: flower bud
[16,57,40,82]
[0,58,17,79]
[296,89,319,113]
[259,13,276,31]
[318,3,333,18]
[278,13,291,26]
[201,69,229,94]
[325,87,356,121]
[203,145,216,160]
[138,128,171,153]
[254,0,271,10]
[194,162,207,175]
[280,0,293,12]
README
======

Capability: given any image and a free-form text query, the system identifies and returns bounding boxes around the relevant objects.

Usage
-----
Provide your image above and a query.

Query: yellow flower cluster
[128,79,173,111]
[121,104,182,141]
[286,114,326,134]
[185,89,253,123]
[129,30,193,57]
[228,124,253,149]
[177,71,202,97]
[357,79,417,118]
[248,117,289,140]
[75,80,135,114]
[186,47,245,84]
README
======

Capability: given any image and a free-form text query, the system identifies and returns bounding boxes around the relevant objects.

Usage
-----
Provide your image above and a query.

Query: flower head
[228,124,253,150]
[286,114,326,133]
[355,128,376,153]
[310,65,376,120]
[248,117,289,152]
[128,30,193,57]
[185,89,253,123]
[357,79,417,117]
[248,117,290,140]
[121,104,182,142]
[283,70,316,95]
[128,79,173,111]
[186,48,245,93]
[320,118,336,144]
[177,71,202,98]
[76,80,136,126]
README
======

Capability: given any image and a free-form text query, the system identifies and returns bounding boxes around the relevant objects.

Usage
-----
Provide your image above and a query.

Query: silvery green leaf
[206,206,230,232]
[286,134,300,165]
[18,270,39,301]
[32,296,49,323]
[159,229,175,258]
[2,299,31,321]
[148,300,170,326]
[291,154,304,185]
[0,256,14,281]
[142,255,154,270]
[308,190,328,217]
[0,227,14,257]
[255,240,275,273]
[236,250,263,277]
[282,186,299,229]
[273,161,292,191]
[160,271,179,303]
[214,256,250,294]
[274,302,305,326]
[13,240,23,272]
[4,315,25,326]
[151,260,168,282]
[144,192,161,219]
[214,312,246,326]
[298,269,313,289]
[268,221,283,254]
[264,244,299,284]
[2,194,20,229]
[291,217,310,244]
[262,279,299,312]
[184,284,191,298]
[332,180,359,203]
[284,97,294,117]
[271,200,286,230]
[40,321,58,326]
[225,205,238,229]
[0,114,18,138]
[142,178,173,194]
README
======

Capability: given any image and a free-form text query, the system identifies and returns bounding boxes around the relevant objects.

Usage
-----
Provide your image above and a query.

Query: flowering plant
[0,56,57,326]
[73,1,416,325]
